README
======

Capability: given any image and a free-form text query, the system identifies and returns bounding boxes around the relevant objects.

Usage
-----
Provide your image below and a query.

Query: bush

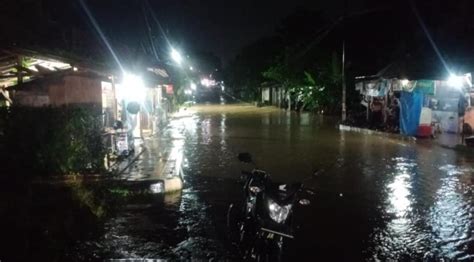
[2,105,105,176]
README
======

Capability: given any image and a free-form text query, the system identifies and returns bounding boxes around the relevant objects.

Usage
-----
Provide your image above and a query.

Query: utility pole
[342,40,346,121]
[341,0,347,122]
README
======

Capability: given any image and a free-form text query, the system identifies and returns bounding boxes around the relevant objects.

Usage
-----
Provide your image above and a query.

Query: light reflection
[262,114,270,125]
[168,113,198,139]
[299,113,310,126]
[372,157,417,260]
[163,190,182,206]
[169,139,184,179]
[183,115,198,137]
[220,114,226,151]
[338,128,346,168]
[388,173,411,216]
[386,159,415,230]
[200,118,212,145]
[429,165,472,259]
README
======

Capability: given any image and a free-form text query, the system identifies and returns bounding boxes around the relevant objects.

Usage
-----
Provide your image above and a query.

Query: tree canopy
[225,0,474,113]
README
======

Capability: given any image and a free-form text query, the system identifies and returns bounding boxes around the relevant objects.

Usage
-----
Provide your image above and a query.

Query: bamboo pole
[111,75,118,120]
[17,56,23,85]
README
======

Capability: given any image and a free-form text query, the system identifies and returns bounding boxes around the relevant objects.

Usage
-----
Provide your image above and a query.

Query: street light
[401,79,409,87]
[171,48,182,65]
[119,72,146,103]
[448,74,464,89]
[201,78,210,87]
[201,78,216,87]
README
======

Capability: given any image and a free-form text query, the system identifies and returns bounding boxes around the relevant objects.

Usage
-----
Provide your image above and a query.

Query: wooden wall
[14,74,102,107]
[49,75,101,106]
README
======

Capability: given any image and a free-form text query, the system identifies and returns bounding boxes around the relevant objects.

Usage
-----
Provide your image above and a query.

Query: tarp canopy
[400,91,423,136]
[356,78,436,97]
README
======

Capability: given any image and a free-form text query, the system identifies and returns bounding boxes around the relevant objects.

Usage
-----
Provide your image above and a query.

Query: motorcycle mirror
[238,152,253,163]
[299,199,311,206]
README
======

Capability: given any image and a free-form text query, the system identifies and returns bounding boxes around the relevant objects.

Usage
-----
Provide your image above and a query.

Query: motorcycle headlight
[267,199,292,224]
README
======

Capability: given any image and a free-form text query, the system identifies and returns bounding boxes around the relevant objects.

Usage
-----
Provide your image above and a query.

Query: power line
[409,0,450,74]
[78,0,124,72]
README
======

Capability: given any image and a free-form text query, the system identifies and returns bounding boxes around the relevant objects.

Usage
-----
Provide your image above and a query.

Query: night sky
[145,0,345,62]
[3,0,473,72]
[71,0,474,77]
[86,0,354,63]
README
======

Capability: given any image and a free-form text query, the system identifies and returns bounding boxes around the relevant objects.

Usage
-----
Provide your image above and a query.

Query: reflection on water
[371,158,419,260]
[389,164,412,219]
[220,113,226,152]
[430,165,473,260]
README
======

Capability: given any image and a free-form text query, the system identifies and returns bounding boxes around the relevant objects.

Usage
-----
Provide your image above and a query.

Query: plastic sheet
[400,91,423,136]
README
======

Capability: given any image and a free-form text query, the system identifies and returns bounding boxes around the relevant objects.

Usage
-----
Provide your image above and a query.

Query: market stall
[355,73,473,137]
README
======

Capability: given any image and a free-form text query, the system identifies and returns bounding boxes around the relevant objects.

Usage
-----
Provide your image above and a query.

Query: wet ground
[1,104,473,261]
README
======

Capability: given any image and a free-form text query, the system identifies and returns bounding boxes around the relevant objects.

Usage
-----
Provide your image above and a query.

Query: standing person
[370,98,383,129]
[458,93,468,134]
[388,95,400,132]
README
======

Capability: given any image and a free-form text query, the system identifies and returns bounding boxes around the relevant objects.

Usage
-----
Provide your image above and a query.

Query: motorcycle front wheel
[253,233,284,262]
[227,203,242,243]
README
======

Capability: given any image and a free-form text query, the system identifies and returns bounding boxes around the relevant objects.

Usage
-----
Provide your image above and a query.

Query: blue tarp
[400,91,423,136]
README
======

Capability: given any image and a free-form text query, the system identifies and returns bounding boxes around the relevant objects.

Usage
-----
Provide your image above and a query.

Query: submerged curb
[439,143,474,154]
[114,147,146,176]
[339,124,416,143]
[339,124,474,153]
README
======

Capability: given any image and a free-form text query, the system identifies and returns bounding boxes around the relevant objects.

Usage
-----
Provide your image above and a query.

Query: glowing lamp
[171,48,182,65]
[448,74,464,89]
[401,79,409,86]
[201,78,211,87]
[121,73,146,103]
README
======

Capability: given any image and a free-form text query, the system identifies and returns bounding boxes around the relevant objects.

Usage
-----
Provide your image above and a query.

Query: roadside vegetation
[1,106,105,178]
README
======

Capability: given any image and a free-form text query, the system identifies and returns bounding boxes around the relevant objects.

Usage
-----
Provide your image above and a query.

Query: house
[261,82,284,107]
[0,47,172,136]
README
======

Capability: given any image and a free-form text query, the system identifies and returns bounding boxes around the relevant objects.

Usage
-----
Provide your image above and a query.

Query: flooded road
[1,104,473,261]
[165,104,473,261]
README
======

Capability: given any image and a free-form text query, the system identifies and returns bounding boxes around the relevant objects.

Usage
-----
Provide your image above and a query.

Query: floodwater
[1,104,473,261]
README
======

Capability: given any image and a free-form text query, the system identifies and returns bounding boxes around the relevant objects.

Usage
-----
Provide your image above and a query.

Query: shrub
[2,105,105,176]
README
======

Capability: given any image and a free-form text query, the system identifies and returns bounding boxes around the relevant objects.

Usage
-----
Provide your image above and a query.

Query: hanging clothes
[392,79,402,92]
[378,79,391,97]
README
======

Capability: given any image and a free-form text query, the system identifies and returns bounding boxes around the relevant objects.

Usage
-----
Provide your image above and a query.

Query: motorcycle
[227,153,316,261]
